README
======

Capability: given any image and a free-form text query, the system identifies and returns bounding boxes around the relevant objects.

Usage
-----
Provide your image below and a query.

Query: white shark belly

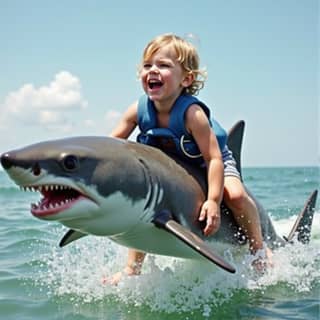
[109,223,207,261]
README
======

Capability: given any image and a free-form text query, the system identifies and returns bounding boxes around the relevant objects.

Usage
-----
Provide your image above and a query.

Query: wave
[29,213,320,317]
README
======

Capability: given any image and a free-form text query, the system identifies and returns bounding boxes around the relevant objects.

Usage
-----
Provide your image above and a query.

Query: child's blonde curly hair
[139,33,207,96]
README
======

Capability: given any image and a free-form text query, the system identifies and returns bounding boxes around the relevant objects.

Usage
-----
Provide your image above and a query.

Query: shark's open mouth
[25,184,87,217]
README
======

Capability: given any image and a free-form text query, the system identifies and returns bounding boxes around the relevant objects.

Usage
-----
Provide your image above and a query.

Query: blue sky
[0,0,318,167]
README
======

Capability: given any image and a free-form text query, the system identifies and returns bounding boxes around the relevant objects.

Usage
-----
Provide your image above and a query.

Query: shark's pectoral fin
[152,210,236,274]
[59,229,88,247]
[284,189,318,244]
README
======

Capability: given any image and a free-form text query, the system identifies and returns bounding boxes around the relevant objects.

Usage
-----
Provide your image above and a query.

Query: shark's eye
[61,155,79,171]
[32,162,41,176]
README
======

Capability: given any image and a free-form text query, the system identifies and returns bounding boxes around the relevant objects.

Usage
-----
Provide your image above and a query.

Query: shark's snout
[1,153,13,170]
[1,151,41,176]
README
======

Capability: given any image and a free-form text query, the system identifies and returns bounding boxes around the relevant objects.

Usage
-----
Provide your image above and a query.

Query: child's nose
[149,64,159,73]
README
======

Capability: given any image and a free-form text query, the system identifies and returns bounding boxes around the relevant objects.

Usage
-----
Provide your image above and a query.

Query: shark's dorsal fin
[59,229,88,247]
[227,120,245,179]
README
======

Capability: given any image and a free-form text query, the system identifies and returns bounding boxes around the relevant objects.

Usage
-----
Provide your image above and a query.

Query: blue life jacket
[137,94,227,164]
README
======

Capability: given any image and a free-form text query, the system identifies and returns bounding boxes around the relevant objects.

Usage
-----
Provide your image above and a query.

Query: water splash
[34,212,320,317]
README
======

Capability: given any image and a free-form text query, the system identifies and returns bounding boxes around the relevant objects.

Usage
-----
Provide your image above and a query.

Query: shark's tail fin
[284,189,318,244]
[227,120,245,179]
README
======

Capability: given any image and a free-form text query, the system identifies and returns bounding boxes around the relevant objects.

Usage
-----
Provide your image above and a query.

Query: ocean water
[0,167,319,320]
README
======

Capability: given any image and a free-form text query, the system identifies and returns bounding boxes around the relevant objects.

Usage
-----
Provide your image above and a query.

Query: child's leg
[126,249,146,274]
[223,175,273,269]
[109,249,146,285]
[223,176,264,253]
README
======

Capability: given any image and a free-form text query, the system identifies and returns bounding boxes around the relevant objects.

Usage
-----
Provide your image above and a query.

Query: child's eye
[159,63,170,68]
[143,63,152,69]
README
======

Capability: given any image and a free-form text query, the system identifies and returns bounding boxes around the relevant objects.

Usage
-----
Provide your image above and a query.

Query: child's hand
[198,199,221,236]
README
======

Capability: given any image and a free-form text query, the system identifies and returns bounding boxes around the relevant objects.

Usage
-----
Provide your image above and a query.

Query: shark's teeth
[21,185,73,192]
[31,197,78,213]
[25,183,82,215]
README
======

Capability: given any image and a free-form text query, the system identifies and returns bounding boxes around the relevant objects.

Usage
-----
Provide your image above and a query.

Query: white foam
[35,212,320,317]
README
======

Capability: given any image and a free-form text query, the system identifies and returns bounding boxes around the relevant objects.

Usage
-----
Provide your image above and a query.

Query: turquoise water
[0,167,319,320]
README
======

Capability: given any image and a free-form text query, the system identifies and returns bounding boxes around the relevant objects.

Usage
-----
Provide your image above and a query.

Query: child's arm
[110,102,138,138]
[185,104,224,236]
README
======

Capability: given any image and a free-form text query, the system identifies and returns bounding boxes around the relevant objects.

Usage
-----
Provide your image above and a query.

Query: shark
[1,121,317,273]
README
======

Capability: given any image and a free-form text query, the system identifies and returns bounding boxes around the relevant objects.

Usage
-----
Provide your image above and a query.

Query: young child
[109,34,272,283]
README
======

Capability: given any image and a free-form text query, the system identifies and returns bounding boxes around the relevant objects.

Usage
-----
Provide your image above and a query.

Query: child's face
[140,45,192,106]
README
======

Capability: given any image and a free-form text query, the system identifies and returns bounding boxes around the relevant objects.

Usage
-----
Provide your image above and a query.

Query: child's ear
[182,72,194,88]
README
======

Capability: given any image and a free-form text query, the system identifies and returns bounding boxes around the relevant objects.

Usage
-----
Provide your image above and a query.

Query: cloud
[0,71,88,130]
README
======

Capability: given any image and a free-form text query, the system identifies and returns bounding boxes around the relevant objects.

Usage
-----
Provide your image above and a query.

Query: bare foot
[251,246,273,272]
[102,266,141,286]
[108,271,124,285]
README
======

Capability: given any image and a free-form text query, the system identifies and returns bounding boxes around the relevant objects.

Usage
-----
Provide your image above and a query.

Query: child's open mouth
[148,79,163,89]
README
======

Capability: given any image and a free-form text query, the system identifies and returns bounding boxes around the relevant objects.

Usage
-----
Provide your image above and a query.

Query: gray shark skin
[1,121,317,273]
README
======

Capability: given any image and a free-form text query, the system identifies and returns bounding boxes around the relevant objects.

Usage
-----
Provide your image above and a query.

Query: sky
[0,0,318,167]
